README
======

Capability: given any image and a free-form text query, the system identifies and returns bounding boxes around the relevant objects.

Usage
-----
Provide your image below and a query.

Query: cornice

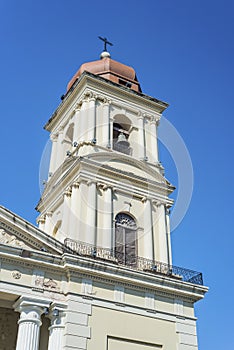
[44,72,169,131]
[37,154,174,215]
[0,240,208,303]
[62,254,208,303]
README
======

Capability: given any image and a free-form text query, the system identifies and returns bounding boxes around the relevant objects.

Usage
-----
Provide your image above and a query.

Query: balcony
[64,238,203,286]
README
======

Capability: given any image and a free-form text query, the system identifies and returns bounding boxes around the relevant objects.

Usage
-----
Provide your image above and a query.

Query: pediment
[0,206,64,255]
[0,228,32,249]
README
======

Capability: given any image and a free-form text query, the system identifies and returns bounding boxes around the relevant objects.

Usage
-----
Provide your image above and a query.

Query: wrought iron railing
[64,238,203,286]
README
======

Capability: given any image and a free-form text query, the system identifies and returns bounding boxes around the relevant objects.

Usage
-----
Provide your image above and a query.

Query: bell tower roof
[67,54,142,93]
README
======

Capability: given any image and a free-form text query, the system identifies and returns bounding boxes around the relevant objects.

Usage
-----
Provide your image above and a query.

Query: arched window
[115,213,137,266]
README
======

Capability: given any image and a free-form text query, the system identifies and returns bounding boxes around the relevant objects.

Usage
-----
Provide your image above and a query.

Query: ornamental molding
[0,238,207,304]
[38,153,174,215]
[45,71,166,132]
[12,270,22,279]
[0,209,64,255]
[0,228,31,249]
[66,268,201,304]
[62,255,207,302]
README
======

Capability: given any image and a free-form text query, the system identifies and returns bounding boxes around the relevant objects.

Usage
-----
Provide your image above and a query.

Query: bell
[116,132,130,148]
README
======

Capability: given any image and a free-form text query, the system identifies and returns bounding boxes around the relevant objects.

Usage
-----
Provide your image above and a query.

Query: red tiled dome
[67,56,141,92]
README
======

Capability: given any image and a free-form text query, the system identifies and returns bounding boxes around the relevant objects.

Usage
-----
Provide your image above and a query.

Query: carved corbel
[71,181,80,189]
[87,180,96,186]
[50,133,58,142]
[152,200,161,207]
[63,188,72,197]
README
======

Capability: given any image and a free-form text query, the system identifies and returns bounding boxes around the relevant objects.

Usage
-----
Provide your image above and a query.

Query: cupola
[67,52,142,93]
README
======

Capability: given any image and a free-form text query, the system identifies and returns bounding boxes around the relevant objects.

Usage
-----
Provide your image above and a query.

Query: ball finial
[100,51,111,59]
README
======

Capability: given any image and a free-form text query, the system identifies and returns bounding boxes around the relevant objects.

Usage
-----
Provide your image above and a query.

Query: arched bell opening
[113,115,132,155]
[114,212,137,266]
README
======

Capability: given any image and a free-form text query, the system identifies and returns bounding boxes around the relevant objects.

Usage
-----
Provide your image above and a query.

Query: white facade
[0,54,207,350]
[37,70,174,266]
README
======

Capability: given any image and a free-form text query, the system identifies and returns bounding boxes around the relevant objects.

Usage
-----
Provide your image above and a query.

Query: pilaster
[69,182,80,240]
[48,302,67,350]
[149,116,159,164]
[61,189,72,238]
[44,212,53,235]
[137,113,146,160]
[85,181,97,245]
[102,185,113,249]
[143,198,153,260]
[102,100,111,148]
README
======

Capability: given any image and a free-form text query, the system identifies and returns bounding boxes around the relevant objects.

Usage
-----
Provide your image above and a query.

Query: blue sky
[0,1,234,348]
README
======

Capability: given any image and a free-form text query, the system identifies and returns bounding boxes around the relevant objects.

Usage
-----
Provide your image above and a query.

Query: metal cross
[98,36,113,51]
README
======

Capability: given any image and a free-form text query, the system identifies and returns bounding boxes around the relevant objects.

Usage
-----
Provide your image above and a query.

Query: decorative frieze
[0,228,30,250]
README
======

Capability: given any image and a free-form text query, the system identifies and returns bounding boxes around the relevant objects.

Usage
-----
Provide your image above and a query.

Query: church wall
[87,305,178,350]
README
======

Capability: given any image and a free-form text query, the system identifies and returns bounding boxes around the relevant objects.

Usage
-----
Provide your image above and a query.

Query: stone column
[86,181,96,245]
[44,212,53,235]
[49,133,58,175]
[102,186,113,249]
[138,113,145,160]
[143,198,153,260]
[48,303,67,350]
[149,117,159,163]
[61,189,71,237]
[14,296,50,350]
[69,182,80,240]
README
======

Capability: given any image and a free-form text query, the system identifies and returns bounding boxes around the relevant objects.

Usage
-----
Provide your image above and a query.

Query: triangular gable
[0,205,64,255]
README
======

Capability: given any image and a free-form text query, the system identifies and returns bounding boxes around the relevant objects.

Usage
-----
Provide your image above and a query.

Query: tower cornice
[44,72,169,132]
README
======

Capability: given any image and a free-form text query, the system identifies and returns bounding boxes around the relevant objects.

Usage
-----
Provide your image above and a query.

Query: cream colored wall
[82,280,194,319]
[184,301,195,318]
[87,306,178,350]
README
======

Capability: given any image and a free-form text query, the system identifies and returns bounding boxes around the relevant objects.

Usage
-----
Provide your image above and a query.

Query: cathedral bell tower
[36,48,174,267]
[0,41,207,350]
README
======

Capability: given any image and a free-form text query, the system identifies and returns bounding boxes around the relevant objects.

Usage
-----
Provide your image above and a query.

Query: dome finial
[98,36,113,59]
